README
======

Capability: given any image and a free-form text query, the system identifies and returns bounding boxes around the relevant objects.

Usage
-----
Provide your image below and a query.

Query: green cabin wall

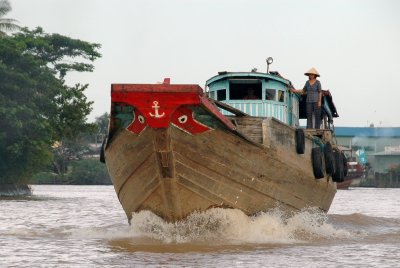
[207,74,299,127]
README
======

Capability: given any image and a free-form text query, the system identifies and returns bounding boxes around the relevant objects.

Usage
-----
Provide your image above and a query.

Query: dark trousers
[306,102,321,129]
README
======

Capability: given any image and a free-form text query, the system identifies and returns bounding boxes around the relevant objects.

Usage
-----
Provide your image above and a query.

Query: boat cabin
[206,71,338,129]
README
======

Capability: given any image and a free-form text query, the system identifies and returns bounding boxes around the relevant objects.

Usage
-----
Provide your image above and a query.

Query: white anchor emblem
[149,101,165,118]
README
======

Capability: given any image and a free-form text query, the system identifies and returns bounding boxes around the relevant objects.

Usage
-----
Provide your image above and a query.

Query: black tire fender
[295,128,305,154]
[311,147,325,179]
[332,151,344,182]
[324,142,335,175]
[341,152,348,177]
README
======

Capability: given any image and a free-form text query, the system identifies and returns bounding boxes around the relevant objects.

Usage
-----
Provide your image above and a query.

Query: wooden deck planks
[117,155,160,220]
[174,150,307,211]
[105,129,155,192]
[172,126,309,186]
[171,126,335,210]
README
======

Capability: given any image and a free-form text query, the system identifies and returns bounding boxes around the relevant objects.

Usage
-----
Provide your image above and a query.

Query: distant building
[334,127,400,173]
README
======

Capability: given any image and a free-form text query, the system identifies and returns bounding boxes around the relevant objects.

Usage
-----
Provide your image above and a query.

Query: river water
[1,185,400,267]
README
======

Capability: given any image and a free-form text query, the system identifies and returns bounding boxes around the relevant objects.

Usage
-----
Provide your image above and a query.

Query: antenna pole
[266,57,273,73]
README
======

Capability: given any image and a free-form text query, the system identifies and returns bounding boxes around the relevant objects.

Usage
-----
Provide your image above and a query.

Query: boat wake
[4,207,400,252]
[128,208,352,244]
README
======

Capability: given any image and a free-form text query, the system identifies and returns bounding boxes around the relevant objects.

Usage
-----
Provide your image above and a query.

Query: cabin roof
[335,127,400,137]
[206,72,291,87]
[111,84,203,93]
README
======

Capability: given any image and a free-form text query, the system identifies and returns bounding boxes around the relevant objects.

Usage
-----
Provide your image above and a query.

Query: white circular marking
[178,115,188,124]
[138,115,145,124]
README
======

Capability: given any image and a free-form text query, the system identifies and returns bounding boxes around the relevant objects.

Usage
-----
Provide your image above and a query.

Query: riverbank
[32,159,112,185]
[0,184,32,197]
[359,172,400,188]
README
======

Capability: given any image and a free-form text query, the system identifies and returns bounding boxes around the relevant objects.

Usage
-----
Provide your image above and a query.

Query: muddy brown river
[1,185,399,267]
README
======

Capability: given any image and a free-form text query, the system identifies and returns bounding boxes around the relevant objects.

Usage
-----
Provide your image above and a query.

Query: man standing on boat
[291,68,322,129]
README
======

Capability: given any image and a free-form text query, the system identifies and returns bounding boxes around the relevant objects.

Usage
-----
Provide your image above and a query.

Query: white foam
[129,208,352,244]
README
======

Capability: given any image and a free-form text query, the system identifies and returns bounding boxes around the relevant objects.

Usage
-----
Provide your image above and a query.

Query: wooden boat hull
[105,116,336,222]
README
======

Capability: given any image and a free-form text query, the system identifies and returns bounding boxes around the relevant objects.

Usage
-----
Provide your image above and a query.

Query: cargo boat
[102,62,345,223]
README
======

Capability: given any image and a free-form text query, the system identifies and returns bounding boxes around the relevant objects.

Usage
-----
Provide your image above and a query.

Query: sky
[9,0,400,127]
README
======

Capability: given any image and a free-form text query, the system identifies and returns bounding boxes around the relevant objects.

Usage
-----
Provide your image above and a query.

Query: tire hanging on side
[332,151,344,182]
[311,147,325,179]
[341,152,348,177]
[324,142,335,175]
[295,128,305,154]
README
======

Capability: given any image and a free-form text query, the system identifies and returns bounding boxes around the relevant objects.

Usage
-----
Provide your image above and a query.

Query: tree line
[0,0,110,188]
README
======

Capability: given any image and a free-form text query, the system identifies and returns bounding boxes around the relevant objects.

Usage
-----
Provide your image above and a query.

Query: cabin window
[265,88,276,101]
[278,90,285,102]
[216,89,226,101]
[229,79,262,100]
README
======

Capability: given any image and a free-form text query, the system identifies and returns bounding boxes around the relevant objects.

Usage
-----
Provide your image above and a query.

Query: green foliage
[52,136,92,176]
[51,112,108,178]
[0,27,101,184]
[95,112,109,135]
[13,27,101,79]
[68,159,111,185]
[0,0,20,35]
[32,171,58,184]
[32,159,111,185]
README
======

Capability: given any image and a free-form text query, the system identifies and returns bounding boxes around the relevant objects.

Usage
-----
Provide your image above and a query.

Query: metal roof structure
[335,127,400,137]
[205,71,291,86]
[373,151,400,156]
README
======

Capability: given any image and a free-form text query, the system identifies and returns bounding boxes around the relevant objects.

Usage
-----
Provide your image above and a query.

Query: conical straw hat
[304,67,320,77]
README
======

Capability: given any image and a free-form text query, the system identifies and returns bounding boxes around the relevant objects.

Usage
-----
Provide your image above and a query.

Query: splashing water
[129,208,352,244]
